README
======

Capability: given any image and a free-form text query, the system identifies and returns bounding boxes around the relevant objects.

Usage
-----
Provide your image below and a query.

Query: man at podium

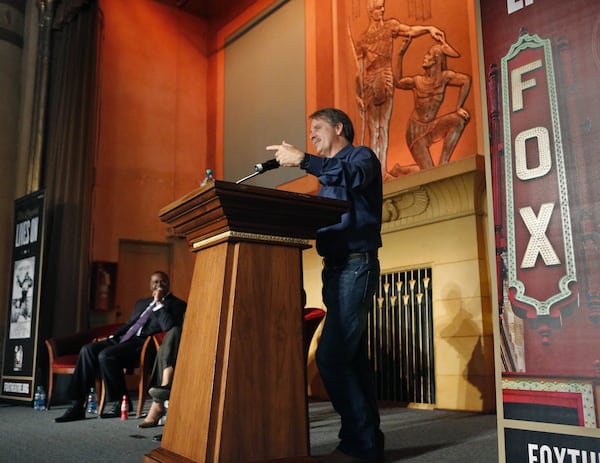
[267,107,384,463]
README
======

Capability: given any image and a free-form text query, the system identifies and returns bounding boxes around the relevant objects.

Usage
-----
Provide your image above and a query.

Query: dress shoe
[152,434,162,442]
[55,406,86,423]
[100,401,122,419]
[149,386,170,402]
[315,450,370,463]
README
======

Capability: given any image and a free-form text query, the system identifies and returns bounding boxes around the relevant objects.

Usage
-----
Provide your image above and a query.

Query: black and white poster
[1,191,45,401]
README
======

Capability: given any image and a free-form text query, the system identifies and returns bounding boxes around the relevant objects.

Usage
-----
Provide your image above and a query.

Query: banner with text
[480,0,600,459]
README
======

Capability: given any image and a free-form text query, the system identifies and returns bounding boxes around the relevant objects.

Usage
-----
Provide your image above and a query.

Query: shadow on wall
[439,283,495,412]
[467,335,496,411]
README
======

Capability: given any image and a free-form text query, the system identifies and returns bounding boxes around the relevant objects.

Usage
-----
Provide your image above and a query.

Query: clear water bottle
[34,385,46,411]
[200,168,214,187]
[86,387,98,414]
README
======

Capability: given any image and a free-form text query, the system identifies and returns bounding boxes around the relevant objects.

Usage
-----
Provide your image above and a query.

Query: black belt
[323,251,378,267]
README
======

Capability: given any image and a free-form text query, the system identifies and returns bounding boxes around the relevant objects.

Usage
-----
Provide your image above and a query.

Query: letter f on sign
[511,59,542,111]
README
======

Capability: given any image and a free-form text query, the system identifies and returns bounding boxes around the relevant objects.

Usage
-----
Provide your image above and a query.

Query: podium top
[159,180,348,249]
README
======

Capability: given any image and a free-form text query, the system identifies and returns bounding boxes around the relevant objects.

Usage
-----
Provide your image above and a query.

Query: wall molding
[382,155,486,233]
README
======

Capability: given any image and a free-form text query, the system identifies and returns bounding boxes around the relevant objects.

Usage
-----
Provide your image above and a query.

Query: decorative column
[0,2,25,191]
[0,0,25,371]
[27,0,55,193]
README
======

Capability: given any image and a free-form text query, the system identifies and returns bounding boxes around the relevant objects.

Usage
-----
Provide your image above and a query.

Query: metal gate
[368,267,435,404]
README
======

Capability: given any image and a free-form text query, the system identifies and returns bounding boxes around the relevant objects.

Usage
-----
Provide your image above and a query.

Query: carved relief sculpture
[394,38,472,170]
[349,0,446,174]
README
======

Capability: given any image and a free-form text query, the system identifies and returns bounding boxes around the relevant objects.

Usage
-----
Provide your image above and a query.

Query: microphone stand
[235,171,261,184]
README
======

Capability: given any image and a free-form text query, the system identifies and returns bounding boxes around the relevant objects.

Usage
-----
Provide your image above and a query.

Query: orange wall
[92,0,208,284]
[212,0,482,193]
[91,0,484,288]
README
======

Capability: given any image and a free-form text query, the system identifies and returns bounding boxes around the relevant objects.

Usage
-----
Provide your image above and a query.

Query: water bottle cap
[206,169,213,175]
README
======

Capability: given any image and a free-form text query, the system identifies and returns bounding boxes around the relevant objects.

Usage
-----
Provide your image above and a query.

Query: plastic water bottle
[34,385,46,411]
[33,387,40,410]
[86,387,98,414]
[120,395,128,420]
[200,168,214,187]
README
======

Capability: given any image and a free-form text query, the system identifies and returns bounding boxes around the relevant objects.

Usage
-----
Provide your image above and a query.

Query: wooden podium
[143,181,347,463]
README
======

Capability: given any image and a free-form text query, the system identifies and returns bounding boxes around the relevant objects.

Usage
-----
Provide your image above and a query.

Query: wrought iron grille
[368,267,435,404]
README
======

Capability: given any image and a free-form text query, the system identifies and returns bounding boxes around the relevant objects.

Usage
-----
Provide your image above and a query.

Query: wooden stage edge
[143,448,318,463]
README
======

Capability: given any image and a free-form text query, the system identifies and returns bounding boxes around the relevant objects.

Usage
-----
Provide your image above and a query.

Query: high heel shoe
[138,402,164,428]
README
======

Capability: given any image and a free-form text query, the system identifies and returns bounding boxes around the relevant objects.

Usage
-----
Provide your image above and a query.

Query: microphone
[254,159,280,173]
[235,159,280,184]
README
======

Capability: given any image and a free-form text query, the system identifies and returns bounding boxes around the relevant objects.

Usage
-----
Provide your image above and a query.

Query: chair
[45,323,121,409]
[45,324,162,416]
[97,333,163,417]
[303,307,326,360]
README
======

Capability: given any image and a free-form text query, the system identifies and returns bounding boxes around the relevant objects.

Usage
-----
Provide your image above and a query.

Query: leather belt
[323,251,378,267]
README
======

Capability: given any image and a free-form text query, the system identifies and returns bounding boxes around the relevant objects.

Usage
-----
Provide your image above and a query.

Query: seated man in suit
[55,270,187,423]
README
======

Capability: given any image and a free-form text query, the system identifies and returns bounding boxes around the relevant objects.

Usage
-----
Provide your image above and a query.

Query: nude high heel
[138,401,164,428]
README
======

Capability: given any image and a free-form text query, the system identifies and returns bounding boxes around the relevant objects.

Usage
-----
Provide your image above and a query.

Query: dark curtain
[39,0,100,342]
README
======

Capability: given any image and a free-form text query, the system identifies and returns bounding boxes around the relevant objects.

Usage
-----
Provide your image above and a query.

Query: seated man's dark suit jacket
[113,293,187,341]
[68,293,187,404]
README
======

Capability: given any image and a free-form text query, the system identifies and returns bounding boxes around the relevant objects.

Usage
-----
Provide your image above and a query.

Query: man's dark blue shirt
[302,144,382,258]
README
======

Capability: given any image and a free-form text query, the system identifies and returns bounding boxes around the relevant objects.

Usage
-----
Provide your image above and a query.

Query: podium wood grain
[143,181,346,463]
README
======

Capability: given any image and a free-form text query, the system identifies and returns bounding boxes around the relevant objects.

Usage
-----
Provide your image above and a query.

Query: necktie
[119,302,156,343]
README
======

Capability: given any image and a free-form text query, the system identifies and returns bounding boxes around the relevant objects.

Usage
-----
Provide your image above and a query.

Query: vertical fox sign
[502,32,577,320]
[480,0,600,460]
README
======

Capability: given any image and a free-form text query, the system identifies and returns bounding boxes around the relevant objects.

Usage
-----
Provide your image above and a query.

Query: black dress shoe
[100,402,122,419]
[55,406,85,423]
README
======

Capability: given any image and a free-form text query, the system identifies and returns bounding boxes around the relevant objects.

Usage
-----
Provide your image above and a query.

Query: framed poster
[1,190,46,401]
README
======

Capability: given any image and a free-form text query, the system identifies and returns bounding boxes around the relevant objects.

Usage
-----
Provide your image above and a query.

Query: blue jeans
[316,252,383,461]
